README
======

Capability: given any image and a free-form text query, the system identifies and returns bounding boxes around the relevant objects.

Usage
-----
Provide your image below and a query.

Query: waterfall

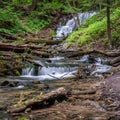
[22,67,35,76]
[21,57,78,80]
[20,55,111,80]
[56,12,96,39]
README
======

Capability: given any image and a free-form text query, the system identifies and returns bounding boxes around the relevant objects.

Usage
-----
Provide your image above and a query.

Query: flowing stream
[0,55,112,120]
[0,12,112,120]
[21,56,78,81]
[21,55,111,80]
[1,55,111,90]
[56,12,96,39]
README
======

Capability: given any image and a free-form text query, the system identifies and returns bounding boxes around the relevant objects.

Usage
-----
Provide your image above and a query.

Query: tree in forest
[26,0,38,14]
[106,0,112,49]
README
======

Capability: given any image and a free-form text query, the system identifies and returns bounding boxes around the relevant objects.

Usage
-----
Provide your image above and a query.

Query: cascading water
[0,55,112,91]
[79,55,112,76]
[21,57,78,81]
[22,67,35,76]
[56,12,96,39]
[20,55,112,81]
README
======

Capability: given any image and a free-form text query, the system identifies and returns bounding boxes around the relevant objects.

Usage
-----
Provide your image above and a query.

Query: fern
[66,7,120,46]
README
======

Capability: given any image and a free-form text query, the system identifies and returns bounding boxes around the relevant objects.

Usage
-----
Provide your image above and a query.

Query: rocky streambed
[0,48,120,120]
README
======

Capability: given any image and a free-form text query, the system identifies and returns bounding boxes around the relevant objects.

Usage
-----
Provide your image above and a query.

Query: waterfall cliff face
[56,12,96,39]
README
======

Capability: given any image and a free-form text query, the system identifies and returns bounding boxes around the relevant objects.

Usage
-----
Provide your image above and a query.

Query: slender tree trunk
[66,0,80,29]
[107,0,112,49]
[30,0,38,10]
[25,0,38,14]
[99,2,102,11]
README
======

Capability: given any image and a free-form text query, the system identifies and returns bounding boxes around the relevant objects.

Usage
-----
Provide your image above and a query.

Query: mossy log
[26,39,63,45]
[9,87,66,113]
[0,43,43,53]
[31,50,50,57]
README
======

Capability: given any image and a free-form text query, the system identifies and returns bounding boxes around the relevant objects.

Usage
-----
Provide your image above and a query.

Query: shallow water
[0,55,112,119]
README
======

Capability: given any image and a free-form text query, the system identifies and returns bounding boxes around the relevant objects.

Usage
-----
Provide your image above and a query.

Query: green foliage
[111,8,120,46]
[38,43,45,47]
[26,16,50,32]
[0,0,81,35]
[0,7,27,34]
[13,0,32,5]
[66,7,120,47]
[12,39,25,44]
[18,117,28,120]
[15,70,20,76]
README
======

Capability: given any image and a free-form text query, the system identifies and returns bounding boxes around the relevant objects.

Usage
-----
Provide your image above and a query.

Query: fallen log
[110,56,120,67]
[0,43,43,53]
[63,50,120,58]
[26,39,63,45]
[65,50,107,58]
[0,31,17,40]
[106,51,120,57]
[31,50,50,57]
[9,87,66,113]
[25,59,43,67]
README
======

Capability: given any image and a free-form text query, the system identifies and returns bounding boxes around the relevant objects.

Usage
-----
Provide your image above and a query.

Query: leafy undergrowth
[0,1,79,35]
[0,6,50,35]
[66,7,120,48]
[0,7,26,34]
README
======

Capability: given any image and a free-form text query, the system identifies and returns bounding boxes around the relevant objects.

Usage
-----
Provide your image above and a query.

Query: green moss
[18,117,29,120]
[66,7,120,47]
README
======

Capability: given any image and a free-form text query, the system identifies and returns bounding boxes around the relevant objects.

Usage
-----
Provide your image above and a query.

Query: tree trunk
[25,0,38,14]
[66,0,80,29]
[107,0,112,49]
[30,0,38,10]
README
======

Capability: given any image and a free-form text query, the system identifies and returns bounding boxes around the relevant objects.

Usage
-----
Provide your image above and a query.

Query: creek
[0,54,112,120]
[0,55,112,90]
[0,12,112,120]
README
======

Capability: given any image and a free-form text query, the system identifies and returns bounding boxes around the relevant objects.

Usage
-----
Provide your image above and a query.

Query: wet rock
[0,80,21,87]
[0,81,10,86]
[88,55,96,63]
[32,80,41,84]
[1,80,17,87]
[38,83,50,91]
[44,84,50,89]
[0,104,7,110]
